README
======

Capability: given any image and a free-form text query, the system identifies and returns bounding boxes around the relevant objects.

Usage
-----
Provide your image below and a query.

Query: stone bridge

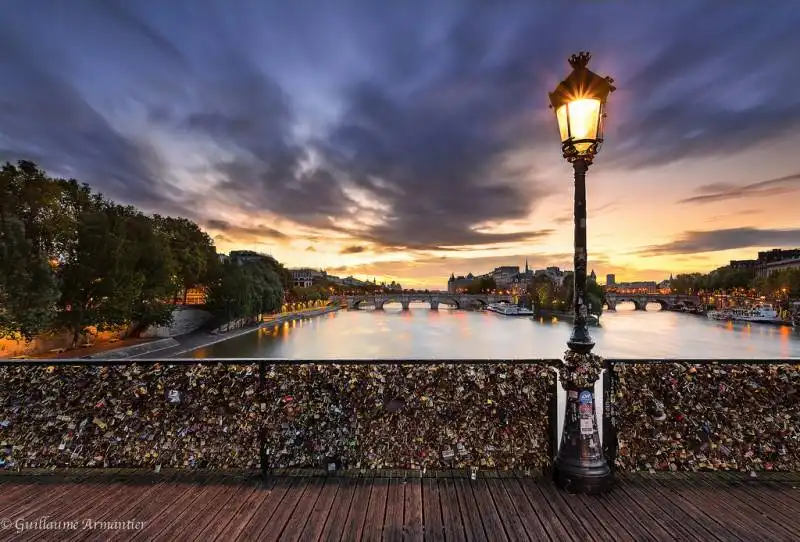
[604,293,703,311]
[334,293,513,310]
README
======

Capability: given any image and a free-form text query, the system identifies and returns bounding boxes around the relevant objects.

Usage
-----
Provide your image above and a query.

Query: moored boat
[486,302,534,316]
[707,304,783,325]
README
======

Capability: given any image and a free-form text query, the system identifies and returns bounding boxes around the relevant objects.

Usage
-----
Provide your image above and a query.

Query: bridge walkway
[1,470,798,541]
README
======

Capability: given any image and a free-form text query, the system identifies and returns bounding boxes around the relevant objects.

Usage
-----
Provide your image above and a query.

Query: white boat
[486,303,534,316]
[707,304,783,325]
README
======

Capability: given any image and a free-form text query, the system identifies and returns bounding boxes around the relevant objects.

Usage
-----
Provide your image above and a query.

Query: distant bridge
[332,293,513,310]
[604,293,703,311]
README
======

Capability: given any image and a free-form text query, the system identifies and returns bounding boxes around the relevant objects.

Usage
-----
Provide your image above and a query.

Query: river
[190,303,800,359]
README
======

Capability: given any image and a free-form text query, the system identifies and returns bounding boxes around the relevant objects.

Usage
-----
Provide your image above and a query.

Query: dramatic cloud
[339,245,366,255]
[205,219,288,241]
[638,228,800,256]
[1,0,799,285]
[679,173,800,204]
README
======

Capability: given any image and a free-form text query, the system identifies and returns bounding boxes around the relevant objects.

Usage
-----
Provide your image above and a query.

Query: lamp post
[548,51,616,494]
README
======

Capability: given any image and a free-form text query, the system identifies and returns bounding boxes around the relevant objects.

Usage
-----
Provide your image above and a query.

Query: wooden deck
[1,470,799,541]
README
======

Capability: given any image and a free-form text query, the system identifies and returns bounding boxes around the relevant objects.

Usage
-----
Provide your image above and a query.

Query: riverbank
[133,304,343,358]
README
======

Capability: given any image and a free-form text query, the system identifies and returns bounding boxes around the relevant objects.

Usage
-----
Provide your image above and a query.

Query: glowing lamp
[549,52,616,162]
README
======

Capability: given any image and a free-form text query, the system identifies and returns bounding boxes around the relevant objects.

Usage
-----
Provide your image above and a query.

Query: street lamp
[549,51,615,494]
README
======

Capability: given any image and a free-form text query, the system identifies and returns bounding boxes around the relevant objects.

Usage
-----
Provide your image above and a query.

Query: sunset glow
[2,2,799,290]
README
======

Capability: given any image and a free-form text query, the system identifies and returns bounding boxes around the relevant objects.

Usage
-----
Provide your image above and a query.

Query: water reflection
[192,303,800,359]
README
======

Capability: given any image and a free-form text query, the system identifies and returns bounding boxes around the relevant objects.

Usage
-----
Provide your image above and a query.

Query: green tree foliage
[752,269,800,297]
[0,160,230,344]
[0,162,60,339]
[154,216,218,302]
[529,272,604,317]
[205,258,284,325]
[0,217,59,339]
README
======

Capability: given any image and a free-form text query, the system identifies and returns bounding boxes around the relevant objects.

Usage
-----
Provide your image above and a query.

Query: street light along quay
[548,51,616,494]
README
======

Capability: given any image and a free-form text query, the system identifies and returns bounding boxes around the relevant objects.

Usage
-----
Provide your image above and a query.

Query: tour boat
[707,304,783,325]
[486,303,534,316]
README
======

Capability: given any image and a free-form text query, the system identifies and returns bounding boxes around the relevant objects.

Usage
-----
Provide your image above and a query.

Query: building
[606,274,616,286]
[729,248,800,279]
[290,268,314,288]
[448,272,477,294]
[589,270,597,283]
[491,266,520,289]
[228,250,267,265]
[535,266,568,288]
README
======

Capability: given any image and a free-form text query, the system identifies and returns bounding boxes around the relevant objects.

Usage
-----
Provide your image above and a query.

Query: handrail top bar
[0,357,797,366]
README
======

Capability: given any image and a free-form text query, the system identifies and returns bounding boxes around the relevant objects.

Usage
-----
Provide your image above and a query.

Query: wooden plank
[574,493,635,542]
[194,483,261,542]
[237,476,303,541]
[421,477,444,542]
[215,479,277,541]
[260,476,312,542]
[613,472,708,541]
[16,481,130,542]
[544,481,618,542]
[281,477,325,542]
[77,476,189,542]
[361,477,388,542]
[619,472,730,542]
[339,477,373,542]
[99,474,189,542]
[598,483,671,541]
[130,475,216,541]
[297,477,340,542]
[480,479,529,542]
[646,473,749,541]
[403,478,424,542]
[437,478,466,542]
[41,480,150,542]
[526,480,595,541]
[0,481,86,525]
[383,478,404,542]
[0,483,48,513]
[501,478,557,541]
[156,483,236,541]
[319,477,358,542]
[464,478,505,542]
[722,483,800,534]
[675,473,800,541]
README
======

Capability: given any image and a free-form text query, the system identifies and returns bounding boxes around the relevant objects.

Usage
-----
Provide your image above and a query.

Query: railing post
[546,372,559,478]
[258,361,269,482]
[602,360,618,472]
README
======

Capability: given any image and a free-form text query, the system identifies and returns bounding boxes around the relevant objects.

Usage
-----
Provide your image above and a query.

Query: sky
[2,1,800,290]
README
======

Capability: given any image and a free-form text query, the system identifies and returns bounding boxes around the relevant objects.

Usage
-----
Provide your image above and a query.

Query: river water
[190,303,800,360]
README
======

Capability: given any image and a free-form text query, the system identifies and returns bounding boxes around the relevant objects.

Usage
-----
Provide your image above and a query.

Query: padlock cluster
[613,363,800,472]
[1,362,556,472]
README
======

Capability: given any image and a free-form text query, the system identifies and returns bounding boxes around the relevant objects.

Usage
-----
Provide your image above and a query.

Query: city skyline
[2,2,800,289]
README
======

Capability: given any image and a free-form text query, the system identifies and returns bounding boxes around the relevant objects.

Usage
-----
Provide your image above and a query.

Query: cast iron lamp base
[554,352,614,494]
[553,455,613,495]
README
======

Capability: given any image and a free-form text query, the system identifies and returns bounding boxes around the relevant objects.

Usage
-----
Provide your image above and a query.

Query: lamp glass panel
[556,104,570,142]
[567,98,601,142]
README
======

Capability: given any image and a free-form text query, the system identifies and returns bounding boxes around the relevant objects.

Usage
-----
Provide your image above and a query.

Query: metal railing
[1,358,797,476]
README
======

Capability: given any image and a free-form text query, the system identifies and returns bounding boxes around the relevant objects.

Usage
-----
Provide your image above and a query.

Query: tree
[205,258,284,327]
[527,275,555,312]
[0,162,61,339]
[154,216,218,303]
[0,217,59,339]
